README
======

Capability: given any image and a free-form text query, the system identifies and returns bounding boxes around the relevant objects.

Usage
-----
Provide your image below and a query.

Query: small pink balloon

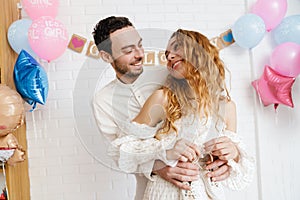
[28,16,69,62]
[23,0,59,20]
[252,65,295,110]
[270,42,300,77]
[251,0,287,31]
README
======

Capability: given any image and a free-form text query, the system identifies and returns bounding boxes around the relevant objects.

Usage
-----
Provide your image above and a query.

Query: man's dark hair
[92,16,133,55]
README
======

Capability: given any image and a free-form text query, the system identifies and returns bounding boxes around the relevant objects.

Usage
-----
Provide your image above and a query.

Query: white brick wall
[22,0,300,200]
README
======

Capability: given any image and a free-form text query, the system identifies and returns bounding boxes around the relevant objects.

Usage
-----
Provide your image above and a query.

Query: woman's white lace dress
[109,114,255,200]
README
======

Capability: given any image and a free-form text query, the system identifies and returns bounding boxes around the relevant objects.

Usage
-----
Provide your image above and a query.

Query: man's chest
[111,86,154,120]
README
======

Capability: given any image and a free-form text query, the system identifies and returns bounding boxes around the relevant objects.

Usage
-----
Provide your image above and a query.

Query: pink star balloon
[252,65,295,109]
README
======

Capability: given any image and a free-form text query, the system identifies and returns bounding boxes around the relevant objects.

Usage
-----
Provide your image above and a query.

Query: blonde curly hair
[156,29,230,139]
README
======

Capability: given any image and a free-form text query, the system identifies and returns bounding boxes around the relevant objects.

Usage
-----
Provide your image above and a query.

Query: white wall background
[22,0,300,199]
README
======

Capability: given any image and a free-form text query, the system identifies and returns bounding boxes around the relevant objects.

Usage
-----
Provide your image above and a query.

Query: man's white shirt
[93,66,169,200]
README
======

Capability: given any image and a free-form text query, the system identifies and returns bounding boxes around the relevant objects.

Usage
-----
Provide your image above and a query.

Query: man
[92,16,232,200]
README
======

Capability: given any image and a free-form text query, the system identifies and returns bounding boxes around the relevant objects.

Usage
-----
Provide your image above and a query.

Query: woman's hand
[166,138,200,162]
[204,136,239,162]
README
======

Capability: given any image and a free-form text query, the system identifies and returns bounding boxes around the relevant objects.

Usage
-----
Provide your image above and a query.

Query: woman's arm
[132,89,167,126]
[204,100,239,162]
[134,89,200,162]
[115,89,199,174]
[224,99,237,133]
[115,89,167,140]
[203,100,239,182]
[205,100,255,190]
[110,89,178,174]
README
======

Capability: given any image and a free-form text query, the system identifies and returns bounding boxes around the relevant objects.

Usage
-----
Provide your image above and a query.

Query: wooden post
[0,0,31,199]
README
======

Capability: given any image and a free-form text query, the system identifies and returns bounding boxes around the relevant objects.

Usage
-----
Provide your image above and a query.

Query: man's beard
[113,59,143,78]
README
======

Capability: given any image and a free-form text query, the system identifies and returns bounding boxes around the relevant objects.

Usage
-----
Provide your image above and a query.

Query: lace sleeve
[109,121,178,176]
[118,119,163,139]
[220,130,255,191]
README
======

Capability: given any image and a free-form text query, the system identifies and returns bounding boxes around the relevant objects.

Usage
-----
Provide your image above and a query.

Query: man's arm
[93,93,119,142]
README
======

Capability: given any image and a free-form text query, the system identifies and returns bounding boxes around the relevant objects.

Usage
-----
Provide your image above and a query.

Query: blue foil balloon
[232,14,266,49]
[273,15,300,45]
[13,50,48,110]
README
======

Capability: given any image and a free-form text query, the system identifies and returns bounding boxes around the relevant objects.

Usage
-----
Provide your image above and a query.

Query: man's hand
[154,161,200,190]
[205,159,230,182]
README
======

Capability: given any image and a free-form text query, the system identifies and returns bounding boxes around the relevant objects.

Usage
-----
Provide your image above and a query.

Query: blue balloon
[232,14,266,49]
[7,19,36,56]
[273,15,300,45]
[13,50,48,110]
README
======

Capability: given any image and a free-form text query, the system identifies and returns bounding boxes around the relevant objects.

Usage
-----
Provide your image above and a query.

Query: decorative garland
[6,0,300,110]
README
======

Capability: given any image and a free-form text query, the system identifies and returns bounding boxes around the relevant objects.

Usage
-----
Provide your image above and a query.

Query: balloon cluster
[7,0,69,109]
[7,0,68,62]
[252,42,300,110]
[232,0,290,49]
[230,0,300,110]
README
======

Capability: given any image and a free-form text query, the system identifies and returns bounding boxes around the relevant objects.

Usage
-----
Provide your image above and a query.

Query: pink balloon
[28,17,68,62]
[251,0,287,31]
[23,0,59,20]
[270,42,300,77]
[252,65,295,109]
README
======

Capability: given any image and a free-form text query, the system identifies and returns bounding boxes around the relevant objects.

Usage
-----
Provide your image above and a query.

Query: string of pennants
[67,29,235,65]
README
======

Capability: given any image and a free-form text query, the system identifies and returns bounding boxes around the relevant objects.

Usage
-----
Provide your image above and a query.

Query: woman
[112,29,254,200]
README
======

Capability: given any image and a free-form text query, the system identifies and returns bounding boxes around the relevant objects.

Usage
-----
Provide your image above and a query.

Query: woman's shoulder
[221,98,236,132]
[133,89,167,126]
[219,97,236,111]
[225,98,236,112]
[147,89,168,107]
